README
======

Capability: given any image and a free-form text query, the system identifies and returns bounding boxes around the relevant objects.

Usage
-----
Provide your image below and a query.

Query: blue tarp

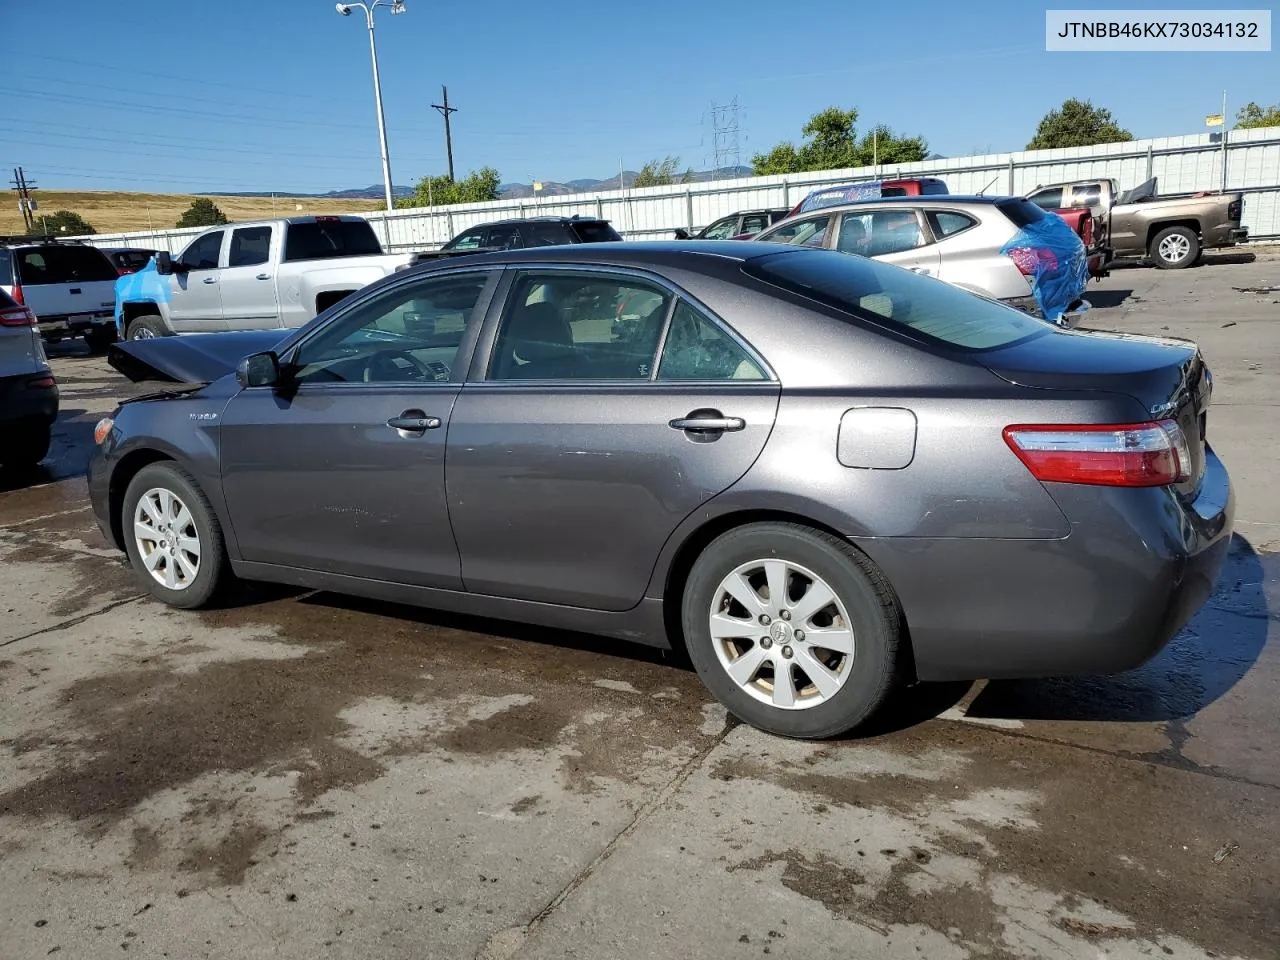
[113,258,168,337]
[797,183,885,213]
[999,213,1089,323]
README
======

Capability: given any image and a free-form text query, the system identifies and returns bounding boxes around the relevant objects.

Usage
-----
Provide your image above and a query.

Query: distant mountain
[198,165,756,204]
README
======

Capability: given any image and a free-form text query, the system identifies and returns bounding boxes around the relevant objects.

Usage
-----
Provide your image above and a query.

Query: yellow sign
[1205,114,1224,127]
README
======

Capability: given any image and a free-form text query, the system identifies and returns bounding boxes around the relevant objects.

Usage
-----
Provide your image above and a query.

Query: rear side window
[927,211,977,238]
[744,248,1048,351]
[283,219,383,261]
[1026,188,1063,212]
[16,245,118,285]
[522,222,572,247]
[995,198,1048,228]
[484,224,522,250]
[229,226,272,267]
[0,249,12,284]
[568,221,622,243]
[920,180,950,195]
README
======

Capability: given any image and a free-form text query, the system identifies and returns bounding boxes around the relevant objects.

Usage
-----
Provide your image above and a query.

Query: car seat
[497,301,579,379]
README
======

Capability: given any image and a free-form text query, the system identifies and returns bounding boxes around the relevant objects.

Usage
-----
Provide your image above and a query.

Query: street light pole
[336,1,405,212]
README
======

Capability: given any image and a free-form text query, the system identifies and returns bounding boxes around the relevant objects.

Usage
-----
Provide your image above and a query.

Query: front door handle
[202,277,218,284]
[669,413,745,433]
[387,410,442,435]
[256,273,272,281]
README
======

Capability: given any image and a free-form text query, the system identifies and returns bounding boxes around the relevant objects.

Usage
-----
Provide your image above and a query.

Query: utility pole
[10,167,38,232]
[432,85,457,182]
[1220,89,1229,194]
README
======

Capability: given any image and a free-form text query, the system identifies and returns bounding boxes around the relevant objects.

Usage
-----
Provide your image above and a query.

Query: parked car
[673,209,789,240]
[754,196,1091,325]
[787,178,950,217]
[0,236,119,352]
[91,240,1231,740]
[0,286,58,468]
[1025,177,1247,269]
[99,246,159,275]
[422,216,623,260]
[114,215,415,340]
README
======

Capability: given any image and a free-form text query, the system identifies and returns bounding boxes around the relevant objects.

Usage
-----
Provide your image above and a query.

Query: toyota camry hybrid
[89,240,1234,739]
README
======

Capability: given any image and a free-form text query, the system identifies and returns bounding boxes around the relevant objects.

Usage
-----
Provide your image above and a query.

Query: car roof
[413,239,791,272]
[839,194,1010,207]
[482,216,611,226]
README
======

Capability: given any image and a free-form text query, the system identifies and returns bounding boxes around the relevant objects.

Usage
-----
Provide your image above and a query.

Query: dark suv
[438,216,623,254]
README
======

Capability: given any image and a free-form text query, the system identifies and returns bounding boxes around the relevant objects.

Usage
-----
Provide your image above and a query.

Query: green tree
[176,198,229,228]
[751,107,928,175]
[396,166,501,208]
[29,210,96,236]
[1235,101,1280,129]
[1026,98,1134,150]
[632,156,682,188]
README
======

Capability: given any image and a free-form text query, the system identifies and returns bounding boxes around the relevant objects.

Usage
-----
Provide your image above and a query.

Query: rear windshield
[921,180,950,195]
[994,198,1048,228]
[283,220,383,262]
[568,221,622,243]
[743,248,1048,351]
[16,245,117,285]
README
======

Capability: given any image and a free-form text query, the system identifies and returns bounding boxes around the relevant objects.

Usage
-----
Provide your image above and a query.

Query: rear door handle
[202,277,218,284]
[387,411,442,434]
[669,415,745,432]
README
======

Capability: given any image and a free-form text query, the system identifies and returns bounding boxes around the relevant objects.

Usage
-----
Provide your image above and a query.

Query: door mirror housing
[236,351,281,388]
[154,250,173,275]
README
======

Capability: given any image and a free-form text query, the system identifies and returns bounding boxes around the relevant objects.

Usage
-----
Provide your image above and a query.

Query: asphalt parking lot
[2,251,1278,960]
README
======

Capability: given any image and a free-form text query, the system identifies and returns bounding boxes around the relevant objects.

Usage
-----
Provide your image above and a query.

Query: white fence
[76,127,1280,253]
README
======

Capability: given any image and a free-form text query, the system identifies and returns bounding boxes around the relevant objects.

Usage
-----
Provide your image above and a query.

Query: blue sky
[2,0,1274,194]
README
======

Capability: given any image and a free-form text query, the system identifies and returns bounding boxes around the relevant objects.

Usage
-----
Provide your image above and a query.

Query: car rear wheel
[681,522,901,739]
[1,420,52,469]
[1150,226,1199,269]
[122,462,229,609]
[127,315,168,340]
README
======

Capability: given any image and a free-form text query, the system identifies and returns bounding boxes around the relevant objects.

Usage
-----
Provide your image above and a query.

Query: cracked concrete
[0,251,1278,958]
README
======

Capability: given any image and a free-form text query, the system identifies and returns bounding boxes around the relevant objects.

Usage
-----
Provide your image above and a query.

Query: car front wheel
[122,462,229,608]
[681,522,902,739]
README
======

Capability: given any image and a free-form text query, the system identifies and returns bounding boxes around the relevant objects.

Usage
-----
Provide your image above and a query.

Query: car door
[217,225,280,329]
[167,229,227,332]
[839,208,942,277]
[218,268,499,587]
[446,268,780,612]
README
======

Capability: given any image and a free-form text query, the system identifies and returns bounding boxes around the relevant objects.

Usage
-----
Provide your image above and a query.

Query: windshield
[743,248,1050,351]
[283,220,383,261]
[16,245,117,285]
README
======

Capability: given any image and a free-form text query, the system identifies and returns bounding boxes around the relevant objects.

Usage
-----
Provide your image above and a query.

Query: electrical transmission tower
[709,98,741,173]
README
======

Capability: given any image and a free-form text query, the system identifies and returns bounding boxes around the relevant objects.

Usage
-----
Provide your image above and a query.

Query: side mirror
[154,251,173,275]
[236,351,280,388]
[674,228,691,240]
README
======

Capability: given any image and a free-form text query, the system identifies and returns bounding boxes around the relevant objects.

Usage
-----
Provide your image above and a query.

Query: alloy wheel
[133,487,201,590]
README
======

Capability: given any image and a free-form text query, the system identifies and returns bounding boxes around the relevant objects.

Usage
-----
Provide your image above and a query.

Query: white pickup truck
[114,215,413,340]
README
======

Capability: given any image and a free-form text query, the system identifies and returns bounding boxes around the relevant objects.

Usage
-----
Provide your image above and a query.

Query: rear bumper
[859,447,1235,682]
[37,311,114,337]
[0,371,59,426]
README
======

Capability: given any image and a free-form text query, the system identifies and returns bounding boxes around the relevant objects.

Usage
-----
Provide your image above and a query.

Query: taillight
[27,376,55,389]
[1228,199,1242,221]
[1006,247,1059,276]
[1003,420,1190,487]
[11,284,24,305]
[0,305,35,327]
[94,418,114,445]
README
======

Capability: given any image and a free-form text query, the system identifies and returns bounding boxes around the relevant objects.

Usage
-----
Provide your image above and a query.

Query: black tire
[122,462,229,609]
[1149,226,1200,269]
[680,522,902,739]
[126,314,170,340]
[1,420,52,468]
[84,325,117,354]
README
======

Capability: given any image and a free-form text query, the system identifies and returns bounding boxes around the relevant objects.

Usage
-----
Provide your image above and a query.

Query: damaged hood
[108,330,291,384]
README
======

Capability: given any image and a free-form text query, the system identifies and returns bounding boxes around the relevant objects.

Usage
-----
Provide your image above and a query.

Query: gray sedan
[88,241,1233,739]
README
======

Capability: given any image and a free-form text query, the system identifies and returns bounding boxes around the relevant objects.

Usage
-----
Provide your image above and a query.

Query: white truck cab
[116,215,412,339]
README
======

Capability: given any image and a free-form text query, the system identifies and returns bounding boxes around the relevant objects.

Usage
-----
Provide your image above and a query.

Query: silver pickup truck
[1026,177,1247,269]
[114,215,412,339]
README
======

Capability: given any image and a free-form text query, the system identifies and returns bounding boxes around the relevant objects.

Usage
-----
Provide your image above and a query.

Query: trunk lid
[980,328,1211,496]
[108,330,291,384]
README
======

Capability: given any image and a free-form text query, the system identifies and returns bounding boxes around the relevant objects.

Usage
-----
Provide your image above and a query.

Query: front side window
[228,226,272,267]
[1027,188,1063,211]
[701,216,741,240]
[488,272,670,381]
[760,215,831,248]
[484,224,522,250]
[657,301,766,381]
[444,229,484,251]
[291,272,490,385]
[739,214,770,235]
[181,231,224,270]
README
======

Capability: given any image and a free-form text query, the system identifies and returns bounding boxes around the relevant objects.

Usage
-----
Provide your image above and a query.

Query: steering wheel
[362,349,437,383]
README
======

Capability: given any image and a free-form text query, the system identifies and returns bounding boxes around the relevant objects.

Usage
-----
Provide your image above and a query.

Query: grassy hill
[0,192,376,237]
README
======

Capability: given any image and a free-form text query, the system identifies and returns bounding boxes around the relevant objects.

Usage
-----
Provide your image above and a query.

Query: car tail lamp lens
[0,305,35,327]
[94,418,114,445]
[11,284,24,305]
[1228,199,1242,220]
[1006,247,1059,276]
[27,376,55,389]
[1003,420,1189,487]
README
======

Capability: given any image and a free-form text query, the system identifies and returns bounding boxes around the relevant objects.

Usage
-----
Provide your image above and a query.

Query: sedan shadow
[963,534,1272,723]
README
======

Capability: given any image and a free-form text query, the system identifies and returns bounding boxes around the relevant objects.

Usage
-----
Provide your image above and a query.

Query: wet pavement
[1,250,1278,959]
